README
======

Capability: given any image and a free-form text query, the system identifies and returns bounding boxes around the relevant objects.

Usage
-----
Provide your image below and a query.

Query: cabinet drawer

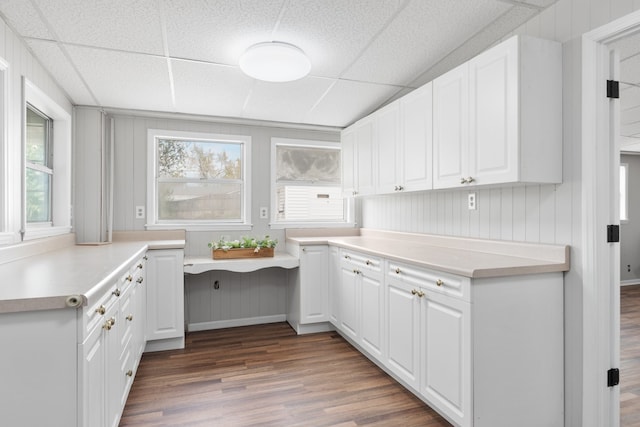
[387,260,470,302]
[82,284,119,339]
[341,249,382,274]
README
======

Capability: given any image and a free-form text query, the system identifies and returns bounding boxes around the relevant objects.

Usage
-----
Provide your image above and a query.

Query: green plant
[208,235,278,252]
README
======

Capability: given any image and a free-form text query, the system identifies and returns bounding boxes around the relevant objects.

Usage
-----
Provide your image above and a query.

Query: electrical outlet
[135,206,145,219]
[260,207,268,219]
[468,193,477,210]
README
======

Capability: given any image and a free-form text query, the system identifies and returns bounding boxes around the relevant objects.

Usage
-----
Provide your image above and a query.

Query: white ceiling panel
[274,0,404,78]
[621,86,640,111]
[32,0,164,55]
[242,76,335,124]
[172,59,254,118]
[66,45,173,111]
[25,39,95,105]
[0,0,53,39]
[305,80,401,127]
[409,5,537,87]
[342,0,512,86]
[621,53,640,85]
[0,0,560,127]
[164,0,284,65]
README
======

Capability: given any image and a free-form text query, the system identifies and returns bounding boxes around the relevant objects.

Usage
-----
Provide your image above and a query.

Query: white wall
[0,17,73,245]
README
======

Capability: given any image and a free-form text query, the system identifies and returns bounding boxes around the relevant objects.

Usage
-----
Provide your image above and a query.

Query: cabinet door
[355,117,375,196]
[328,246,341,326]
[433,63,469,189]
[401,82,433,192]
[376,101,400,194]
[341,127,356,197]
[469,36,518,186]
[385,276,420,390]
[79,323,106,427]
[299,245,329,323]
[105,302,122,427]
[420,291,471,427]
[339,265,359,341]
[360,272,384,361]
[146,249,185,342]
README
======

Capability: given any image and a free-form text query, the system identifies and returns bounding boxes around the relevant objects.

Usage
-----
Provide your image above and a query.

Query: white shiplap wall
[360,1,640,426]
[0,17,72,245]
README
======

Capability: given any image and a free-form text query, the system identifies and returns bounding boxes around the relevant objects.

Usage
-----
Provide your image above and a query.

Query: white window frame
[22,78,72,241]
[270,137,354,229]
[621,162,629,223]
[146,129,252,231]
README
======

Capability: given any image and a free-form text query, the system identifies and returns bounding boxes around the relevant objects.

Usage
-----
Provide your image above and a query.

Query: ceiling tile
[0,0,53,39]
[164,0,284,65]
[25,39,95,105]
[621,53,640,85]
[65,45,173,111]
[242,76,335,124]
[32,0,164,54]
[172,59,254,118]
[342,0,512,86]
[305,80,401,127]
[274,0,404,78]
[610,31,640,61]
[409,5,537,87]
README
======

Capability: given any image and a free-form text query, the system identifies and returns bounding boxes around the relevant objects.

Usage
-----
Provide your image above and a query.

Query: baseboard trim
[621,279,640,286]
[188,314,287,332]
[144,336,185,353]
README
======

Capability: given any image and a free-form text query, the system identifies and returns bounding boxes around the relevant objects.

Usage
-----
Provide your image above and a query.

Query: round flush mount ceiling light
[239,41,311,82]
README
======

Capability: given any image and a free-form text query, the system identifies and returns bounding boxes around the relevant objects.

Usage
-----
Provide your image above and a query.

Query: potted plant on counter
[208,235,278,259]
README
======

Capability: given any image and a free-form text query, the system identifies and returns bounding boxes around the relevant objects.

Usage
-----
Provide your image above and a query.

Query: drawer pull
[365,260,372,266]
[417,290,425,298]
[143,256,148,261]
[136,277,144,284]
[126,314,133,321]
[126,370,133,377]
[460,177,468,184]
[95,305,106,315]
[301,247,306,252]
[436,279,444,287]
[395,267,401,274]
[103,317,116,331]
[411,289,418,295]
[344,255,350,260]
[112,289,121,297]
[467,176,475,183]
[126,275,133,282]
[137,263,143,269]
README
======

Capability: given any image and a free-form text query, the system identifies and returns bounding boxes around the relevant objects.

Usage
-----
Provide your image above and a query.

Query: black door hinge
[608,368,620,387]
[607,224,620,243]
[607,80,620,99]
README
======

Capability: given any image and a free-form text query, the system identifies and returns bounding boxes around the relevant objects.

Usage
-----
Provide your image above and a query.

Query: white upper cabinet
[375,101,401,194]
[341,116,375,197]
[433,35,562,189]
[400,82,433,192]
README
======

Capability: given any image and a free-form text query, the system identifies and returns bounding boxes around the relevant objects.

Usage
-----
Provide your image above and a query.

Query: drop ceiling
[0,0,559,128]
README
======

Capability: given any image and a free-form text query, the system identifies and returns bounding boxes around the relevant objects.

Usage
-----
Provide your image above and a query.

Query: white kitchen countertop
[0,233,185,314]
[286,229,570,279]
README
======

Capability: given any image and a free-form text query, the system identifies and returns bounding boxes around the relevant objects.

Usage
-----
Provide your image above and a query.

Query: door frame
[582,9,640,426]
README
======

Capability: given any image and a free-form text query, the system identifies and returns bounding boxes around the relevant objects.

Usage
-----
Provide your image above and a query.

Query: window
[147,130,251,230]
[621,163,628,222]
[271,137,350,227]
[26,105,53,224]
[22,78,72,240]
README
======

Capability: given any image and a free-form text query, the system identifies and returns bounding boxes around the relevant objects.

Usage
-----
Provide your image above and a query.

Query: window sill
[23,226,72,241]
[146,223,253,232]
[269,222,357,230]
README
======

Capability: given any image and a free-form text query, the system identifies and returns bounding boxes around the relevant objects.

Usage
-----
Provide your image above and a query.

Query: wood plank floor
[120,323,451,426]
[622,285,640,426]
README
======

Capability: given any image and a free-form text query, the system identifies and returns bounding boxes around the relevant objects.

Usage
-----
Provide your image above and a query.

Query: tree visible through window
[26,105,53,223]
[155,136,245,222]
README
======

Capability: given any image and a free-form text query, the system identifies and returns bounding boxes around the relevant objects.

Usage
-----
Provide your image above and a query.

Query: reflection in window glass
[274,141,344,223]
[26,105,53,223]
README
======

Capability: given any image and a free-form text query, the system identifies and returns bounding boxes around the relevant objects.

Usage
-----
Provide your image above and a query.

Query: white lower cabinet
[330,252,562,427]
[328,246,341,327]
[145,249,185,351]
[78,254,147,427]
